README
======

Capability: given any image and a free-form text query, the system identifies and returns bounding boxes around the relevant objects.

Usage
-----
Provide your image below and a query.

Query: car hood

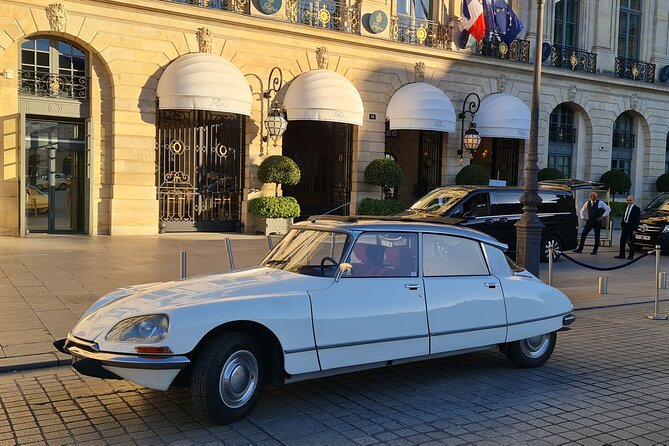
[639,211,669,225]
[72,267,322,341]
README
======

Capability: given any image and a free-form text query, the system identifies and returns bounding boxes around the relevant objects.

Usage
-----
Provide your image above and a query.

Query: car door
[309,232,429,370]
[491,191,524,252]
[450,192,495,235]
[422,233,507,353]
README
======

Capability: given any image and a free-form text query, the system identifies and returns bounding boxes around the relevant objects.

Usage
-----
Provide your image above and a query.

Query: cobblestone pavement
[1,305,669,446]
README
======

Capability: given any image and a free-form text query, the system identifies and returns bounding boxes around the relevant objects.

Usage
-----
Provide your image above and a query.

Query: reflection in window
[396,0,431,19]
[348,232,418,277]
[423,234,489,277]
[262,229,349,276]
[554,0,579,48]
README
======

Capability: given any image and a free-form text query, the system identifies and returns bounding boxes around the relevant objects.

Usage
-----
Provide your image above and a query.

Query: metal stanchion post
[225,237,236,272]
[647,245,667,320]
[267,235,274,251]
[547,245,553,286]
[180,250,187,280]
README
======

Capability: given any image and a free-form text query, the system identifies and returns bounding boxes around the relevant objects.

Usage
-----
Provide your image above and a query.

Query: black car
[634,192,669,251]
[406,184,579,261]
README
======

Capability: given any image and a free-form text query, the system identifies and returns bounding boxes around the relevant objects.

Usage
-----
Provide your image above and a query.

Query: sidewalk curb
[2,298,669,375]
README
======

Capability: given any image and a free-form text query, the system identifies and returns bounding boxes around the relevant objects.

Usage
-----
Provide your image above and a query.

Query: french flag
[462,0,486,42]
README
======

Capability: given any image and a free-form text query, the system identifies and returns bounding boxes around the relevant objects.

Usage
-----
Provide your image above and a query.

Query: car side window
[492,191,523,215]
[348,232,418,278]
[423,234,490,277]
[455,193,490,218]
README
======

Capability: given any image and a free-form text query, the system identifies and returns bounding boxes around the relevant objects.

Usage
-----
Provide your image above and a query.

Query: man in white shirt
[573,191,611,255]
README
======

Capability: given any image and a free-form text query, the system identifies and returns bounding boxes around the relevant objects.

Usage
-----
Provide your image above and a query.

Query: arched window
[548,104,575,177]
[612,113,634,177]
[618,0,641,60]
[554,0,579,48]
[19,37,88,99]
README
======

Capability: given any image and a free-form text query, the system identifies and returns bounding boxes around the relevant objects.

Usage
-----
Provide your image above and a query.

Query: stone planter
[252,216,293,235]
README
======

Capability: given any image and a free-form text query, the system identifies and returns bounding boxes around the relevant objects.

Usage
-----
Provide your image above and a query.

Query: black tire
[59,183,67,190]
[191,332,265,424]
[540,235,562,263]
[503,332,557,368]
[36,184,45,191]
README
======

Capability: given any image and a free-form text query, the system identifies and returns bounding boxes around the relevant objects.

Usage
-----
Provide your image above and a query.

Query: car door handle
[499,218,508,223]
[484,282,497,288]
[405,284,422,291]
[484,218,494,224]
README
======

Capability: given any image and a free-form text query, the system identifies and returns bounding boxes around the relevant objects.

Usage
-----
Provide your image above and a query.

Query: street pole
[515,0,545,276]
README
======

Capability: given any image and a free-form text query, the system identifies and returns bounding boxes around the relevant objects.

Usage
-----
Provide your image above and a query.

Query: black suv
[634,192,669,251]
[406,184,579,261]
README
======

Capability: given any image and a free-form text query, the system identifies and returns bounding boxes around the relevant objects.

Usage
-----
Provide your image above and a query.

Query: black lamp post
[515,0,545,276]
[458,93,481,164]
[245,67,288,156]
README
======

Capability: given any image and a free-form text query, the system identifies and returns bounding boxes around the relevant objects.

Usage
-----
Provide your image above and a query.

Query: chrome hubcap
[520,334,550,359]
[219,350,258,408]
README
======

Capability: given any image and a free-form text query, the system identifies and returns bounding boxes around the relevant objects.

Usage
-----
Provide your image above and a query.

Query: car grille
[637,224,661,234]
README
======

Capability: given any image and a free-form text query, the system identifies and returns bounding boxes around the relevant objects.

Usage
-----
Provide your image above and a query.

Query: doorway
[24,118,86,233]
[471,138,520,186]
[282,121,353,218]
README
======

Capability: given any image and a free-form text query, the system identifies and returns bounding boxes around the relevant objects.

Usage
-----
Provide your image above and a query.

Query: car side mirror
[335,262,352,282]
[462,211,475,219]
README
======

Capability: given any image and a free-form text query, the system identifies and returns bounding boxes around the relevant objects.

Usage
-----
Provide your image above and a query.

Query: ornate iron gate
[333,123,352,215]
[416,130,443,197]
[156,110,244,232]
[492,138,519,186]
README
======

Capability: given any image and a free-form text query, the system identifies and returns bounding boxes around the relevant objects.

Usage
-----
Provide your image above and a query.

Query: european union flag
[483,0,524,45]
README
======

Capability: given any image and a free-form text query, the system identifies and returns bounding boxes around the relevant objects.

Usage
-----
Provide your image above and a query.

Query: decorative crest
[496,74,506,93]
[568,84,577,102]
[316,46,329,70]
[414,62,425,82]
[45,3,68,33]
[196,27,212,53]
[629,93,638,111]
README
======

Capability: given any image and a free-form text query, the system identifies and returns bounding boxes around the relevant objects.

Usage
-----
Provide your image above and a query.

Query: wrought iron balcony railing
[612,130,635,149]
[549,126,576,144]
[286,0,361,34]
[390,15,450,49]
[549,44,596,73]
[476,37,530,63]
[615,57,656,83]
[18,70,89,100]
[164,0,249,14]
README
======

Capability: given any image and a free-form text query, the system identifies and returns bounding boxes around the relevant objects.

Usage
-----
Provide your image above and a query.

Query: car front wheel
[503,332,556,368]
[191,332,265,424]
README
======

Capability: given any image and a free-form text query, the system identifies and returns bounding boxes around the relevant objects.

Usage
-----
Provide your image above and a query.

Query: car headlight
[106,314,169,343]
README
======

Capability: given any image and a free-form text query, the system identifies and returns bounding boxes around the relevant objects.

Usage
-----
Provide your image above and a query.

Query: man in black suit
[615,195,641,259]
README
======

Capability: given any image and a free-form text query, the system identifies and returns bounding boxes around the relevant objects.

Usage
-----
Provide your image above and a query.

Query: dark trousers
[578,219,601,252]
[619,226,635,257]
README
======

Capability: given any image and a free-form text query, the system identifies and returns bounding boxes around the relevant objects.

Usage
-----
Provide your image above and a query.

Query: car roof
[293,215,508,250]
[427,184,572,193]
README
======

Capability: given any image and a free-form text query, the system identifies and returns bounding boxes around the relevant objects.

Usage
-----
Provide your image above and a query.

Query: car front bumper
[633,231,669,251]
[54,334,190,390]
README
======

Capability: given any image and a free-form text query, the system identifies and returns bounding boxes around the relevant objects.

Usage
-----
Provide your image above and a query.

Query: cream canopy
[386,83,456,133]
[473,93,531,139]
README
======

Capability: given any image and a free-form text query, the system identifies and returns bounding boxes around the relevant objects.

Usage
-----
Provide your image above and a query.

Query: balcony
[549,45,596,73]
[549,126,576,144]
[164,0,249,14]
[390,15,449,49]
[612,130,635,149]
[476,37,530,63]
[615,57,655,83]
[18,70,89,100]
[286,0,361,34]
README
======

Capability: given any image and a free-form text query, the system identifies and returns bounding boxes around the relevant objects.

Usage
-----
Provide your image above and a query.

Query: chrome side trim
[68,346,190,370]
[507,312,572,327]
[431,324,507,337]
[316,334,428,350]
[284,347,315,354]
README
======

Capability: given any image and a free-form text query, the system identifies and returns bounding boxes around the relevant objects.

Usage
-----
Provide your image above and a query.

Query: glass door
[25,118,86,233]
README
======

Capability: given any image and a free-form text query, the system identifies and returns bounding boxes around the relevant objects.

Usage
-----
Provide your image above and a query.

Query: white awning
[474,93,530,139]
[283,70,364,126]
[386,83,456,133]
[156,53,252,116]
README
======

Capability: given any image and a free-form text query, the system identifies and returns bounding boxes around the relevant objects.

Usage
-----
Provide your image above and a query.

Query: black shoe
[614,255,624,259]
[573,249,582,253]
[627,256,634,260]
[591,251,597,255]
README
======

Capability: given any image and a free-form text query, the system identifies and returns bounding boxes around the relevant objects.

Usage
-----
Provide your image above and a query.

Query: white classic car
[55,216,574,424]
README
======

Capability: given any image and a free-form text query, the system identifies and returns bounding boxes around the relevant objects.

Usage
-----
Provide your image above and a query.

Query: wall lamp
[245,67,288,156]
[457,92,481,165]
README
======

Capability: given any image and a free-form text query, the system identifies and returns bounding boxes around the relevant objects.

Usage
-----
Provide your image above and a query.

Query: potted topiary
[537,167,565,181]
[656,173,669,192]
[455,164,489,185]
[358,158,404,216]
[600,169,631,204]
[248,155,301,235]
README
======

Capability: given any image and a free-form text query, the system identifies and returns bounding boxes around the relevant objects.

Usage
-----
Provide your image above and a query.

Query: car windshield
[261,229,350,276]
[644,194,669,211]
[410,189,467,214]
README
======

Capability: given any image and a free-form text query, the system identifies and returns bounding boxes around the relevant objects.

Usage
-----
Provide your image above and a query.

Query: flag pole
[515,0,545,276]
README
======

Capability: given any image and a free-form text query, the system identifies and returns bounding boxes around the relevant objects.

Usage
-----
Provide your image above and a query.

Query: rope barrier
[559,250,651,271]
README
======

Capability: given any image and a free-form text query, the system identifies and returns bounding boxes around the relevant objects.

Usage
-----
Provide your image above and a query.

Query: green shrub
[600,169,631,202]
[364,158,403,199]
[257,155,301,196]
[610,201,627,217]
[455,165,489,185]
[537,167,564,181]
[357,198,406,216]
[248,196,300,218]
[657,173,669,192]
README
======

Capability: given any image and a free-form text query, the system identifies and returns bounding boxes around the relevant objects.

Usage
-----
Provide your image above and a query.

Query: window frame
[553,0,579,48]
[421,233,490,277]
[618,0,642,60]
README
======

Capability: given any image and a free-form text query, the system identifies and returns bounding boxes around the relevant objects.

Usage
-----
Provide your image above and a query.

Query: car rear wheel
[59,183,67,190]
[191,332,264,424]
[540,236,562,263]
[503,332,556,368]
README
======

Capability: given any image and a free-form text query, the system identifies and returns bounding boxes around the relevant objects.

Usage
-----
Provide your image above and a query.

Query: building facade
[0,0,668,236]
